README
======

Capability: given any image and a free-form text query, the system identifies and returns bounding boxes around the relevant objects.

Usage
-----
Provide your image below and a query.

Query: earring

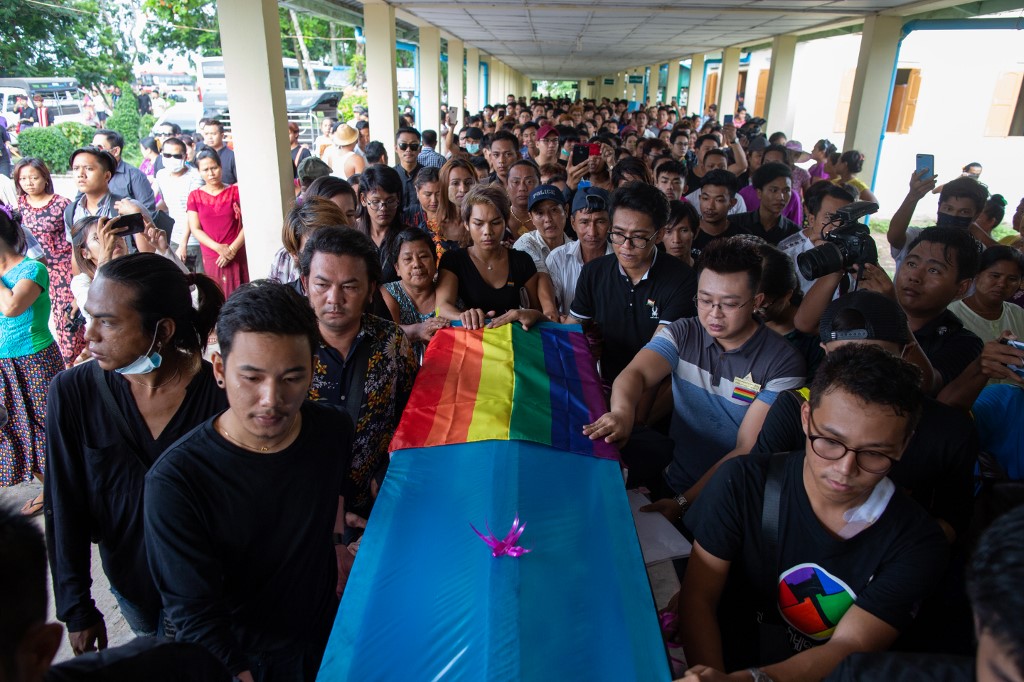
[217,380,224,387]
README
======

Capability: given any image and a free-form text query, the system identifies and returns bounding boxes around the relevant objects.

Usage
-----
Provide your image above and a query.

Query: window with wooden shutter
[886,68,921,134]
[985,72,1024,137]
[753,69,770,117]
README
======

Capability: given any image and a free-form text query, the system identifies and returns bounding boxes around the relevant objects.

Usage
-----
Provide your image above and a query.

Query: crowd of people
[1,92,1024,682]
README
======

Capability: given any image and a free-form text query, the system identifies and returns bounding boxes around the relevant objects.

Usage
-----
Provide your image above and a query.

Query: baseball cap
[819,290,911,345]
[528,184,566,211]
[537,124,558,140]
[746,135,769,153]
[463,127,484,141]
[297,157,332,185]
[571,186,610,215]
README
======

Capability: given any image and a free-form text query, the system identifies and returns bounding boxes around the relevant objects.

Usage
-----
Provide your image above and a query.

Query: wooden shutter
[753,69,769,117]
[985,72,1024,137]
[897,69,921,134]
[706,72,719,109]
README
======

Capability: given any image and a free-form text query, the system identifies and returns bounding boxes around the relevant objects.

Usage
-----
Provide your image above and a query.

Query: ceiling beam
[391,2,862,16]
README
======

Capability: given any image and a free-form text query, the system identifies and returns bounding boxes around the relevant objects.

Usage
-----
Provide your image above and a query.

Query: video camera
[797,201,879,281]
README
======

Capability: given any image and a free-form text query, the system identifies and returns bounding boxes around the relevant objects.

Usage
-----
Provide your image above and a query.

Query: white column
[845,15,903,188]
[485,56,498,105]
[466,47,481,113]
[689,54,705,116]
[216,0,292,279]
[363,0,398,147]
[666,58,681,107]
[717,47,741,118]
[447,37,464,129]
[418,25,441,135]
[764,34,798,136]
[647,63,660,104]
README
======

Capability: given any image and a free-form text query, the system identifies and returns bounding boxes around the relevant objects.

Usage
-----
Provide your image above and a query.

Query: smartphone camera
[1007,339,1024,378]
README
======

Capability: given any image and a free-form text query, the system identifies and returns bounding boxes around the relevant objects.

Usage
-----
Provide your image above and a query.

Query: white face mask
[164,157,185,173]
[115,328,163,375]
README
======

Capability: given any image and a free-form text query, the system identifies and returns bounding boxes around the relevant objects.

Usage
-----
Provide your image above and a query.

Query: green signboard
[628,74,644,84]
[603,78,615,85]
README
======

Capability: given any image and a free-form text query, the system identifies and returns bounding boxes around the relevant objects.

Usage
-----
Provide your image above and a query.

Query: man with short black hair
[569,181,697,384]
[91,129,157,216]
[487,130,520,185]
[519,121,539,160]
[692,169,749,257]
[677,344,948,681]
[200,120,236,185]
[145,281,351,681]
[299,228,417,521]
[153,137,203,272]
[364,141,388,166]
[416,129,445,169]
[393,127,423,212]
[727,162,799,246]
[655,160,686,202]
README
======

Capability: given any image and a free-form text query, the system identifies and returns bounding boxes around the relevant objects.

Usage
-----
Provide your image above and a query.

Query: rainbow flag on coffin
[317,323,670,682]
[389,323,618,460]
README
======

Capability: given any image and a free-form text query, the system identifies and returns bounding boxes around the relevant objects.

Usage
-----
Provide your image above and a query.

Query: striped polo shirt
[646,318,806,493]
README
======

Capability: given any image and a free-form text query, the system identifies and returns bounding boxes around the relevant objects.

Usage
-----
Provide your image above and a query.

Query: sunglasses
[397,142,420,151]
[161,153,184,159]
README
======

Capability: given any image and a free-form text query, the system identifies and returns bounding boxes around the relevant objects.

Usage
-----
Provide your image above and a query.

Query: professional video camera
[797,201,879,281]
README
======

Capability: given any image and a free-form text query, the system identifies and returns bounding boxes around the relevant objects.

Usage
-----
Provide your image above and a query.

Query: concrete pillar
[689,54,705,115]
[845,14,903,188]
[647,63,660,104]
[447,37,464,128]
[764,34,798,136]
[630,68,641,102]
[418,25,441,136]
[466,47,481,113]
[666,58,680,107]
[216,0,292,278]
[485,56,498,105]
[363,0,398,147]
[717,47,741,118]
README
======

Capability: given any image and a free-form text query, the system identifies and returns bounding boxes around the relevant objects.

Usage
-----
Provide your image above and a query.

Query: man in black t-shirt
[145,282,354,682]
[679,346,948,681]
[568,181,697,384]
[692,169,749,258]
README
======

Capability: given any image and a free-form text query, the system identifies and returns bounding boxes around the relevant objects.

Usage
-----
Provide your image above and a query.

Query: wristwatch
[333,532,346,546]
[747,668,774,682]
[673,493,690,516]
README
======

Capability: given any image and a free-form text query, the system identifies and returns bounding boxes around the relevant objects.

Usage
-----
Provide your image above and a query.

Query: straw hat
[333,122,359,146]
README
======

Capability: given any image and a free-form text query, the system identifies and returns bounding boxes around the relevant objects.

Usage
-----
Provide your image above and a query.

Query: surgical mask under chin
[164,157,185,173]
[465,143,480,154]
[115,329,163,375]
[936,212,972,230]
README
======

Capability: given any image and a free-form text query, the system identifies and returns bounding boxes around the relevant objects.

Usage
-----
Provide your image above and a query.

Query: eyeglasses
[608,231,657,249]
[161,153,184,159]
[693,295,753,313]
[397,142,420,151]
[806,411,898,474]
[366,198,399,211]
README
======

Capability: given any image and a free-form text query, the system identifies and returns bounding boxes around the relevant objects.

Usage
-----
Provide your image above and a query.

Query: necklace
[470,247,501,271]
[219,417,299,453]
[124,368,181,389]
[510,206,533,227]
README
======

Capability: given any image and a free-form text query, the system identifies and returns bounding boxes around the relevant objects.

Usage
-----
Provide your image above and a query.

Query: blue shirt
[1,258,53,358]
[646,318,806,492]
[973,383,1024,480]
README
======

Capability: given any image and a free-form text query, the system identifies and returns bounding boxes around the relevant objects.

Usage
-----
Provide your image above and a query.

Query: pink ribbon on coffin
[470,515,532,558]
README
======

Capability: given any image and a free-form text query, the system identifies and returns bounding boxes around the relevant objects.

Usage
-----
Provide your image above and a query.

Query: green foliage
[139,114,158,141]
[107,86,142,157]
[18,127,76,174]
[338,93,368,124]
[55,122,96,150]
[1,1,132,86]
[141,0,222,58]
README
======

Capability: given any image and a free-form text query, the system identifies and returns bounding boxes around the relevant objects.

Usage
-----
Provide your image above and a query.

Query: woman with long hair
[431,157,476,262]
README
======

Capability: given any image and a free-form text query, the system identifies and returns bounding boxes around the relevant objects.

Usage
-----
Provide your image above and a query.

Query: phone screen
[916,154,935,181]
[116,213,147,236]
[723,114,734,125]
[571,144,589,166]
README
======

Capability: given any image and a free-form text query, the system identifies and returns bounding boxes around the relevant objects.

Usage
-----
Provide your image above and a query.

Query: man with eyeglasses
[153,137,204,273]
[151,122,182,173]
[585,237,803,510]
[674,345,948,682]
[533,125,561,168]
[393,127,423,213]
[568,181,697,386]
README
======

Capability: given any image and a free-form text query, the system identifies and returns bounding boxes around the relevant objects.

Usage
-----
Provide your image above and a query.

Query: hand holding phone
[114,212,147,236]
[571,143,590,166]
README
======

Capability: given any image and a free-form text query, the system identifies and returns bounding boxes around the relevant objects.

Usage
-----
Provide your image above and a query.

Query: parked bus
[135,68,196,93]
[196,56,334,103]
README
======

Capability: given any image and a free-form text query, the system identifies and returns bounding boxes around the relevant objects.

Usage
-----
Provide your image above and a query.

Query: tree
[1,1,133,86]
[141,0,222,57]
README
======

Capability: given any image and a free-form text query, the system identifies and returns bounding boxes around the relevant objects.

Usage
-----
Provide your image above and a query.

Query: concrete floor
[1,479,134,664]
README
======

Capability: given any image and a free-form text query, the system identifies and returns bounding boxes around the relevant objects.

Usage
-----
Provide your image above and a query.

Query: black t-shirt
[144,401,354,675]
[570,250,697,383]
[914,309,983,389]
[439,247,537,316]
[686,450,948,670]
[290,145,311,178]
[691,223,750,259]
[46,637,231,682]
[44,361,227,632]
[727,209,800,246]
[752,390,978,540]
[825,652,974,682]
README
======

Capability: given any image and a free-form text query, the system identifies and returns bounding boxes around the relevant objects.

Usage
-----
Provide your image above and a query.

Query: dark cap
[571,186,610,215]
[297,157,332,184]
[528,184,566,211]
[353,105,368,115]
[463,127,484,140]
[819,290,912,345]
[746,135,769,153]
[537,124,558,140]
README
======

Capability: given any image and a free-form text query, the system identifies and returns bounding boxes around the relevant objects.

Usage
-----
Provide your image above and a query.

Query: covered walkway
[211,0,1024,276]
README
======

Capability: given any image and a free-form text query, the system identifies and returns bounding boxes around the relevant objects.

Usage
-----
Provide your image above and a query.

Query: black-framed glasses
[397,142,420,151]
[806,411,898,475]
[608,231,657,249]
[161,153,184,159]
[366,198,399,210]
[693,295,753,313]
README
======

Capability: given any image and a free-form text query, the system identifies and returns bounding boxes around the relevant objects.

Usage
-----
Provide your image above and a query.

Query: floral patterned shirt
[308,314,417,514]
